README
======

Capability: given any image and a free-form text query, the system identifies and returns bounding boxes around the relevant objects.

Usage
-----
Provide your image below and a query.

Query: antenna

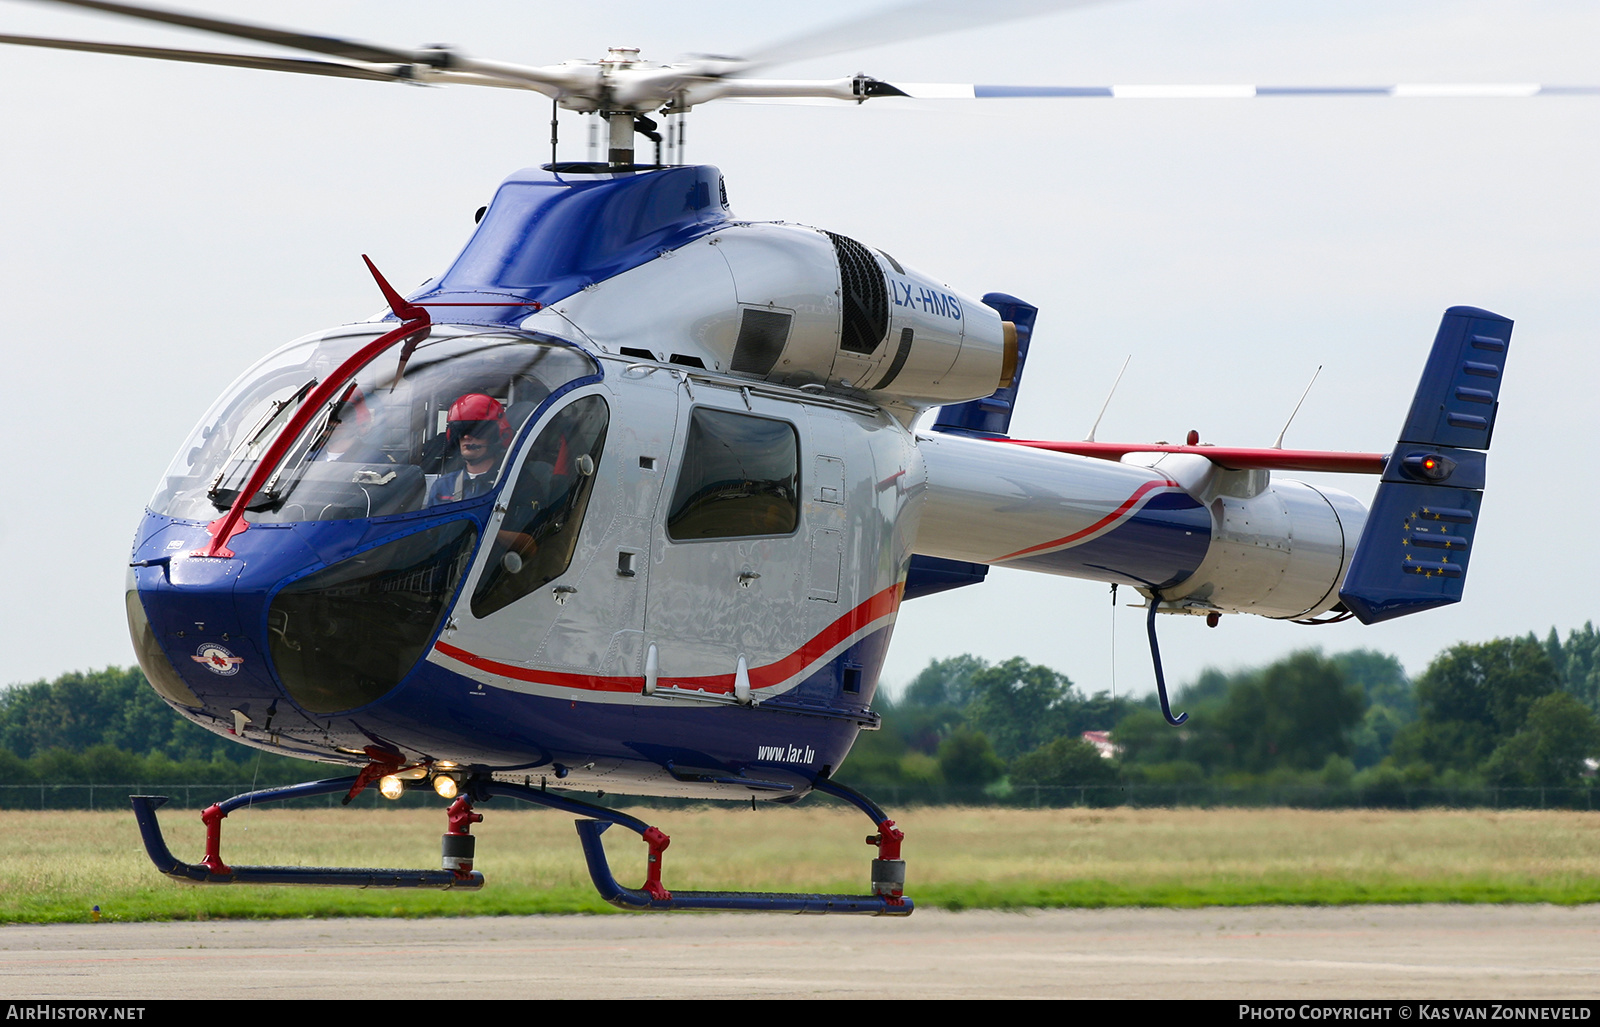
[1272,365,1323,449]
[1084,355,1131,442]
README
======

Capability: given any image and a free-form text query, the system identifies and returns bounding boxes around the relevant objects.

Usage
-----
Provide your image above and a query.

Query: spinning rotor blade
[876,81,1600,99]
[5,0,573,95]
[26,0,419,64]
[734,0,1115,75]
[0,32,407,81]
[12,2,1596,115]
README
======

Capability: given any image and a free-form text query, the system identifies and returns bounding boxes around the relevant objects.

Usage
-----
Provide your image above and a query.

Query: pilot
[430,393,513,505]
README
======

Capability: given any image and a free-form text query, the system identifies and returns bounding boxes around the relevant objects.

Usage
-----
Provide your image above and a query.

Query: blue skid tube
[128,774,909,912]
[487,778,913,915]
[572,819,912,915]
[129,791,484,890]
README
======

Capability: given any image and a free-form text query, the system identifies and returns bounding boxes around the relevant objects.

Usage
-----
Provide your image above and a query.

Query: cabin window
[471,395,610,618]
[666,408,799,540]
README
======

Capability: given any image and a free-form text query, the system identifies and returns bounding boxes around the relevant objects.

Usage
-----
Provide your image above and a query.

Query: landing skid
[129,773,912,914]
[555,777,912,915]
[130,781,484,889]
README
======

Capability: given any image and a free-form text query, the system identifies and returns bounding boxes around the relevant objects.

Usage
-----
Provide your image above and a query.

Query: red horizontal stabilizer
[1001,439,1386,475]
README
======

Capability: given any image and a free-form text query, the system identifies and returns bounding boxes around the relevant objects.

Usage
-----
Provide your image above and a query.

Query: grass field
[4,805,1600,923]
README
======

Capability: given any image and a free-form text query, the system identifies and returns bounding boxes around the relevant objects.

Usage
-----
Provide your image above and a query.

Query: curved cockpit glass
[151,326,598,523]
[472,394,610,619]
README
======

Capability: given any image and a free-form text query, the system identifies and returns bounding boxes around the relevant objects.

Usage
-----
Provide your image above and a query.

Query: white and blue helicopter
[3,0,1526,914]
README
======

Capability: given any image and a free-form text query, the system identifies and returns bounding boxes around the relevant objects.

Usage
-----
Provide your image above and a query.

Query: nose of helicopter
[126,512,298,732]
[126,508,482,735]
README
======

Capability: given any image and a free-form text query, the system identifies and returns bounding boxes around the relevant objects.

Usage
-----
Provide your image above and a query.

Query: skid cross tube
[486,779,913,915]
[129,780,483,889]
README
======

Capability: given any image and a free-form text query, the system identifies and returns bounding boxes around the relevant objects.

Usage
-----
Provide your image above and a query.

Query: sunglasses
[448,420,498,444]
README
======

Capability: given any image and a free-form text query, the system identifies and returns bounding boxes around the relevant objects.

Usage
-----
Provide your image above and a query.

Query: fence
[0,783,460,812]
[849,782,1600,810]
[4,782,1597,812]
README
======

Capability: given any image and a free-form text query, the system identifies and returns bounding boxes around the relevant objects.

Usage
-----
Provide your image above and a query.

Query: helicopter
[1,0,1564,914]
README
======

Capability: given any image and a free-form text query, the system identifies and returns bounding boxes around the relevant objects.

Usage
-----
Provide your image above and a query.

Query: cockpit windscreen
[151,326,597,523]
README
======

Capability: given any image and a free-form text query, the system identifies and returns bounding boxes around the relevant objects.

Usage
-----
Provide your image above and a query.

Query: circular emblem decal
[192,643,244,676]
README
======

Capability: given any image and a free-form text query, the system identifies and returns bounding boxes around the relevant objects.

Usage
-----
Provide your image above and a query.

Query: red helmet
[446,393,512,447]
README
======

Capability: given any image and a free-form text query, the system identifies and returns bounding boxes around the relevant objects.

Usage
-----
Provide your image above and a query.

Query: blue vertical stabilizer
[930,293,1038,438]
[1338,306,1512,623]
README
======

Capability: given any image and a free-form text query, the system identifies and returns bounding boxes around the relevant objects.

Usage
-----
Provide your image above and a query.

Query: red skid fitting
[867,819,907,906]
[442,796,483,880]
[446,796,482,835]
[199,803,230,875]
[641,826,672,901]
[870,819,904,860]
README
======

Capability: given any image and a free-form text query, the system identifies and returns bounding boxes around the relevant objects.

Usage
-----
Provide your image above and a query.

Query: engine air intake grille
[827,231,888,354]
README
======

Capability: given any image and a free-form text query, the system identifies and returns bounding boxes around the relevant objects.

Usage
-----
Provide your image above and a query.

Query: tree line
[2,623,1598,796]
[0,667,319,787]
[842,623,1600,796]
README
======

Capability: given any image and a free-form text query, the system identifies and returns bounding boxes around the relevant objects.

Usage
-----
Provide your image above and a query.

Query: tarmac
[2,904,1598,999]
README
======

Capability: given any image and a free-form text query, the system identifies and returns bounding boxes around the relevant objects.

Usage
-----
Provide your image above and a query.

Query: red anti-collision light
[1401,452,1456,482]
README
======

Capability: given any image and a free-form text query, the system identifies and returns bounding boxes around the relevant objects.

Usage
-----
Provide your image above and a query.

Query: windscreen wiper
[205,377,318,503]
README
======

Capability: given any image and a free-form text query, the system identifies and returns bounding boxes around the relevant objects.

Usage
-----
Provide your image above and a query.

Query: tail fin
[1338,305,1512,624]
[929,292,1038,438]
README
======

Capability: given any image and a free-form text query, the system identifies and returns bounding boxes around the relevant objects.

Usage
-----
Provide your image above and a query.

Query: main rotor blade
[735,0,1115,74]
[0,32,405,80]
[25,0,419,64]
[875,81,1600,99]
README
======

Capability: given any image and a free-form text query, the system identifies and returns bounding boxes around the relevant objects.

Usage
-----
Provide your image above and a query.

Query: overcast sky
[0,0,1595,703]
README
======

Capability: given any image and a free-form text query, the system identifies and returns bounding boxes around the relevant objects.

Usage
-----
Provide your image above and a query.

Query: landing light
[433,774,460,799]
[378,775,405,801]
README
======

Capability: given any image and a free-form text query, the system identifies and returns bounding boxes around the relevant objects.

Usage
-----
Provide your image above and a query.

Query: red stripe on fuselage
[992,478,1181,562]
[432,582,904,696]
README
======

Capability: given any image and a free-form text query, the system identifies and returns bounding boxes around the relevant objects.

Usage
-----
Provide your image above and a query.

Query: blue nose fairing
[128,503,491,760]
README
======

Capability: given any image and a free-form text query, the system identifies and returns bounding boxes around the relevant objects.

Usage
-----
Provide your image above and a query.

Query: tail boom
[911,434,1362,619]
[906,303,1506,628]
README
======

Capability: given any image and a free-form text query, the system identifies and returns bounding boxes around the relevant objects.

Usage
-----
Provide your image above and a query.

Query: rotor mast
[607,112,635,167]
[599,47,641,168]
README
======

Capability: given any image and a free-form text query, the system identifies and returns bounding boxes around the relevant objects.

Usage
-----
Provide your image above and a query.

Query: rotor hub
[602,46,642,68]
